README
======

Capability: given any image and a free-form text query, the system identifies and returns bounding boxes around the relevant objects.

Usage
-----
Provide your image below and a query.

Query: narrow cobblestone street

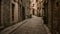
[10,16,48,34]
[0,0,60,34]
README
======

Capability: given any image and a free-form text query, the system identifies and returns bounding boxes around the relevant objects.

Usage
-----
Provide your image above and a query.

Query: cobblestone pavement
[10,16,48,34]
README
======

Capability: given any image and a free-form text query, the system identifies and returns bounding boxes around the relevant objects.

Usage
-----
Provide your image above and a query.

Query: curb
[44,24,51,34]
[0,19,29,34]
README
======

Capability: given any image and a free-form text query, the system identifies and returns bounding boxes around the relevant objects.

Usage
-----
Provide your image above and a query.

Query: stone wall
[44,0,60,34]
[2,0,11,27]
[47,0,52,31]
[50,0,60,34]
[18,0,21,22]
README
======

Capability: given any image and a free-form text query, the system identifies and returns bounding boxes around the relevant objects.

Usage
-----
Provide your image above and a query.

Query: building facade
[0,0,19,30]
[36,0,43,17]
[0,0,30,31]
[43,0,60,34]
[0,0,11,30]
[30,0,37,16]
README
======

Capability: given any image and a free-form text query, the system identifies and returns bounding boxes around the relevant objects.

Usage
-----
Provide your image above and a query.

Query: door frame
[22,6,25,20]
[0,0,4,29]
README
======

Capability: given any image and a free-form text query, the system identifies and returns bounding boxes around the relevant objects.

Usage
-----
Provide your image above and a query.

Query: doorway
[33,9,34,15]
[12,4,15,21]
[22,7,25,20]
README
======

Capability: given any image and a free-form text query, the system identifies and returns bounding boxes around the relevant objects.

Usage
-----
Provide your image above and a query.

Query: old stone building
[0,0,18,28]
[22,0,31,18]
[0,0,60,34]
[29,0,37,16]
[43,0,60,34]
[0,0,30,30]
[0,0,11,30]
[36,0,43,17]
[27,0,43,17]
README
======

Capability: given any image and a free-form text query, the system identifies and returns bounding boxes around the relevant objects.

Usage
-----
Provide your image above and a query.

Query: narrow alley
[0,0,60,34]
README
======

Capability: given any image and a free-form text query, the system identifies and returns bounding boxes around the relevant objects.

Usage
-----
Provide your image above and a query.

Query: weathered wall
[12,0,19,23]
[18,0,22,22]
[37,0,43,16]
[1,0,11,27]
[44,0,60,34]
[30,0,37,16]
